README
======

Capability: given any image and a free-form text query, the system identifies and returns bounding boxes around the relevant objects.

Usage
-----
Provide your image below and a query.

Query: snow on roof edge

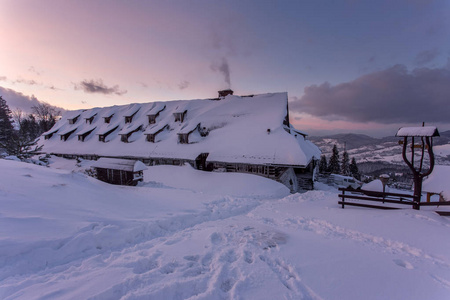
[396,126,440,137]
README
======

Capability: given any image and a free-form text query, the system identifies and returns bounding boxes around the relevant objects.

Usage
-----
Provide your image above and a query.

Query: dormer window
[78,128,95,142]
[145,124,168,143]
[147,105,166,124]
[98,126,118,143]
[104,114,113,123]
[178,133,189,144]
[173,110,187,123]
[177,123,202,144]
[85,115,96,124]
[119,125,142,143]
[68,116,79,124]
[44,130,58,140]
[124,108,140,124]
[60,129,76,141]
[148,115,157,124]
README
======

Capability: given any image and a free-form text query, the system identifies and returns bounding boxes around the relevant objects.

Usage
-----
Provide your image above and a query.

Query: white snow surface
[38,93,321,166]
[92,158,147,172]
[1,157,450,299]
[361,179,390,193]
[423,165,450,200]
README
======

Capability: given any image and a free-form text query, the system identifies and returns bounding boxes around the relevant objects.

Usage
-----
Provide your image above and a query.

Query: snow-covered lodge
[38,91,321,192]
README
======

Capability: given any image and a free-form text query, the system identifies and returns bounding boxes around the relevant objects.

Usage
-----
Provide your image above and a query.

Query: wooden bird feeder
[396,125,440,209]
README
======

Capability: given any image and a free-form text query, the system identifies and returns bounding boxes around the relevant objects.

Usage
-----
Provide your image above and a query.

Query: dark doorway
[195,153,210,171]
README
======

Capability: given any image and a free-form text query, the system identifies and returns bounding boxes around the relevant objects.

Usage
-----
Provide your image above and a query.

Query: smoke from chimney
[211,57,231,88]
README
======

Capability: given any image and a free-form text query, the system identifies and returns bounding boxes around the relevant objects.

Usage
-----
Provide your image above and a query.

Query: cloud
[290,64,450,124]
[138,82,148,88]
[0,86,65,114]
[0,76,7,81]
[47,85,62,91]
[74,79,127,96]
[210,58,231,88]
[178,80,190,90]
[15,77,39,85]
[414,49,439,66]
[28,66,41,76]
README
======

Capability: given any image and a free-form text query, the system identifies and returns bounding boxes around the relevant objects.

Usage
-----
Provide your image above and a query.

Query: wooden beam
[419,201,450,207]
[338,201,401,210]
[435,211,450,216]
[338,194,414,206]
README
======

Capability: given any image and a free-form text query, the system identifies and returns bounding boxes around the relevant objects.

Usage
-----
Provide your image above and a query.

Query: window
[68,116,79,124]
[86,116,94,124]
[173,110,187,122]
[178,134,189,144]
[148,115,157,124]
[104,115,113,123]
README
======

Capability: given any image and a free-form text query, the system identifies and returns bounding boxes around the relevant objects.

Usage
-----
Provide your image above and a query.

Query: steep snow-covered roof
[38,92,321,167]
[77,127,96,136]
[83,108,101,119]
[147,103,166,115]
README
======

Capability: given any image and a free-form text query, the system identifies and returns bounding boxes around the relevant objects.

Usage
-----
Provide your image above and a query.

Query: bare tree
[31,102,60,133]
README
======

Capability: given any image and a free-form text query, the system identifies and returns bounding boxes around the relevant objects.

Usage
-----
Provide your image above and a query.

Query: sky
[1,0,450,137]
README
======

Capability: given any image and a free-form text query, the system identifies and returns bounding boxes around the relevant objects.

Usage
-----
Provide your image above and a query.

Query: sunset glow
[1,0,450,136]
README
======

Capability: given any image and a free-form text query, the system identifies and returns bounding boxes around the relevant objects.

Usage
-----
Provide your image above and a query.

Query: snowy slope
[1,158,450,299]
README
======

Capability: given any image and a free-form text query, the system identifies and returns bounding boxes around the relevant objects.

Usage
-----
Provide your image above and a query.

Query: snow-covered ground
[1,157,450,299]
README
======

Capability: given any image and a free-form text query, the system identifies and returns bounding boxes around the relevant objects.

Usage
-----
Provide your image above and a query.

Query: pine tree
[319,155,328,173]
[349,157,361,180]
[1,106,43,158]
[328,144,340,174]
[8,110,43,158]
[341,150,350,176]
[0,96,15,152]
[19,114,41,142]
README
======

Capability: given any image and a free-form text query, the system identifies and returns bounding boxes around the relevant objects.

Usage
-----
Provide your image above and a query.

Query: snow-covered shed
[39,91,321,192]
[92,158,147,186]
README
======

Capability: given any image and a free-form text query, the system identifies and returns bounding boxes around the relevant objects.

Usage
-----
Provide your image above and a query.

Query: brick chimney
[218,89,234,98]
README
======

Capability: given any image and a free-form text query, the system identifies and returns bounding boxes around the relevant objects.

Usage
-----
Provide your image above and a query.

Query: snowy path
[1,159,450,299]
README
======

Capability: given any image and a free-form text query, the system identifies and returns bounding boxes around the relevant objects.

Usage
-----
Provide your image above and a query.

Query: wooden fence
[338,188,450,211]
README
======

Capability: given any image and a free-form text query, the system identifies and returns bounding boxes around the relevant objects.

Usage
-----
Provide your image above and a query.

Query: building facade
[39,91,321,192]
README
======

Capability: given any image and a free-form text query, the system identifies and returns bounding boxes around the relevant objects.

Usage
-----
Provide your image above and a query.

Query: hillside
[309,131,450,176]
[1,158,450,299]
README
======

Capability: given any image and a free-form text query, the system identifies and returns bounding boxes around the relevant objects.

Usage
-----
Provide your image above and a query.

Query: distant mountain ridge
[309,131,450,177]
[310,130,450,153]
